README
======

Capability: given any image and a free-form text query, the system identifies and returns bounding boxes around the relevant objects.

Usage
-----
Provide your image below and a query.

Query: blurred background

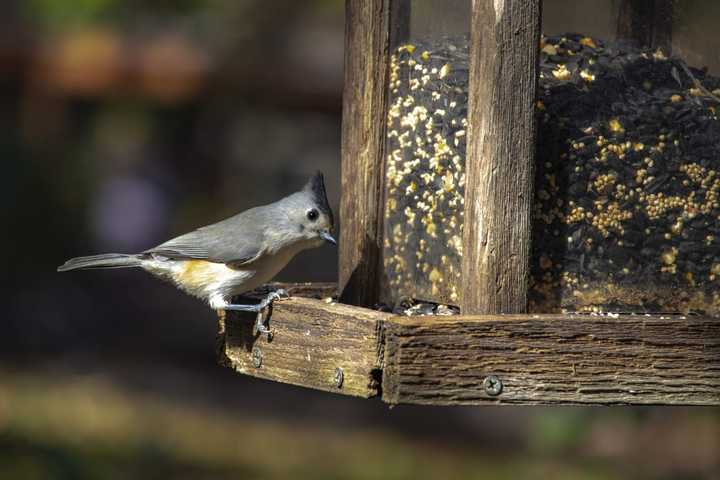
[1,0,718,478]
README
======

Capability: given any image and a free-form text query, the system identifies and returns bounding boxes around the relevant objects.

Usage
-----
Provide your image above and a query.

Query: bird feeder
[340,0,720,316]
[218,0,720,406]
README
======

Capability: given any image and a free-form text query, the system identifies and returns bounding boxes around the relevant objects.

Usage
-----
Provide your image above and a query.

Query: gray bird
[58,172,336,335]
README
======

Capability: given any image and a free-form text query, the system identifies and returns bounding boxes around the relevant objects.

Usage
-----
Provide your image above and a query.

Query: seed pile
[374,298,460,316]
[383,33,720,314]
[532,34,720,314]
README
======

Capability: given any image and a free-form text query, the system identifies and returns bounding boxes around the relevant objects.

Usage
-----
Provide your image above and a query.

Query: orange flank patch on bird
[177,260,219,290]
[170,258,254,300]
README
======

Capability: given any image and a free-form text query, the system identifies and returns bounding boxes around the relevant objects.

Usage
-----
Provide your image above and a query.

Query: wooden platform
[217,284,720,406]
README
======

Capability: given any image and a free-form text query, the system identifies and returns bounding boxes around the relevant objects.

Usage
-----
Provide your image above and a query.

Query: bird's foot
[254,310,272,341]
[257,288,289,309]
[222,288,289,340]
[254,289,289,340]
[222,288,290,312]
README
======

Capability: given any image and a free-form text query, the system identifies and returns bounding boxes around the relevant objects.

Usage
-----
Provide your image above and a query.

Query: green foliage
[529,409,590,454]
[22,0,119,29]
[21,0,212,30]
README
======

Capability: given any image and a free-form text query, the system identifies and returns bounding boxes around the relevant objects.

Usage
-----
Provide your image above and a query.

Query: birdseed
[383,33,720,315]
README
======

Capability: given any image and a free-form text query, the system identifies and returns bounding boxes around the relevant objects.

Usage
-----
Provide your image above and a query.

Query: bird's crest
[304,171,334,227]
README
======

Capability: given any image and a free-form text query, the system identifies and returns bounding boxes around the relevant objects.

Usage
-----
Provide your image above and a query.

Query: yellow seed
[661,248,677,265]
[541,44,558,55]
[580,69,595,82]
[579,37,597,49]
[552,64,571,80]
[429,268,441,283]
[609,118,624,133]
[439,63,450,79]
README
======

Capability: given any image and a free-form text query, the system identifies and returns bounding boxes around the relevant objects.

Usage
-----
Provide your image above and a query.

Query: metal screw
[483,375,503,396]
[251,347,262,368]
[334,367,344,389]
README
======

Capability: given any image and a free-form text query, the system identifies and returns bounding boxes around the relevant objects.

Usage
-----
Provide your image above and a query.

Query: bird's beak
[320,230,337,245]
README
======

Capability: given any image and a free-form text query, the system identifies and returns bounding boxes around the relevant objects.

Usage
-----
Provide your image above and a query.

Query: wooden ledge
[217,284,720,406]
[382,313,720,406]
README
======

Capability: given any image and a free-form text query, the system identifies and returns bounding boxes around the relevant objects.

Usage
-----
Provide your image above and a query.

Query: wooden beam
[616,0,673,54]
[338,0,395,308]
[218,296,389,398]
[217,284,719,405]
[461,0,542,314]
[382,314,720,405]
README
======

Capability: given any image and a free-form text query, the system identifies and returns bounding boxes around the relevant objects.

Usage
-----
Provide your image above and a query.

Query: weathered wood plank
[218,297,389,398]
[338,0,395,307]
[461,0,542,314]
[382,314,720,405]
[616,0,673,54]
[247,282,337,300]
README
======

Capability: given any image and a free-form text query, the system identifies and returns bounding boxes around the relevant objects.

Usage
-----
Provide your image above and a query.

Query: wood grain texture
[338,0,394,307]
[246,282,337,300]
[461,0,541,314]
[218,297,389,398]
[616,0,673,54]
[382,314,720,405]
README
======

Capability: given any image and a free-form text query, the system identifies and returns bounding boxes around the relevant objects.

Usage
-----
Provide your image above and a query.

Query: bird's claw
[254,310,273,340]
[253,288,289,340]
[258,288,290,309]
[274,288,290,299]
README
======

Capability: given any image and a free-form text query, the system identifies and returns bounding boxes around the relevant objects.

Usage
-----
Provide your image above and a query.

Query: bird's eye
[307,209,319,221]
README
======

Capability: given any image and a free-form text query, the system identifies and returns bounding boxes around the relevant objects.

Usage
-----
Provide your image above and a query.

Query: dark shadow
[338,232,383,308]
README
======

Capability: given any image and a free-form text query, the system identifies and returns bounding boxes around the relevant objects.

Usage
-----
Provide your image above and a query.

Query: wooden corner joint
[217,287,389,399]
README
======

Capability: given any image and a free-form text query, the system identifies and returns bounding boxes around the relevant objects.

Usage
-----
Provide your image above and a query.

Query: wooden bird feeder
[218,0,720,406]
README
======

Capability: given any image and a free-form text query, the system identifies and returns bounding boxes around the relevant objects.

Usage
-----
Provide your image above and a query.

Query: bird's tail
[57,253,143,272]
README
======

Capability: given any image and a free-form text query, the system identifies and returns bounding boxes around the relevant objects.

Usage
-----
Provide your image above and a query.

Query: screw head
[483,375,503,396]
[251,347,262,368]
[334,367,344,388]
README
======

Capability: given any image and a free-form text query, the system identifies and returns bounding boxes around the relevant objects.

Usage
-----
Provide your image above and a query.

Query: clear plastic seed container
[382,1,720,314]
[382,0,470,306]
[528,3,720,315]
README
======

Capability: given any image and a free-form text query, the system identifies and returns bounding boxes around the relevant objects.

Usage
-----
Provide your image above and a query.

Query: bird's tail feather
[57,253,142,272]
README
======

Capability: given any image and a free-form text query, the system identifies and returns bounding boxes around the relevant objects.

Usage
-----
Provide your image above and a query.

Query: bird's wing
[145,209,266,265]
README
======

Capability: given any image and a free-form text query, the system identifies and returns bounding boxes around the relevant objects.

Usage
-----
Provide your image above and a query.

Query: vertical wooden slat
[338,0,405,307]
[616,0,673,54]
[460,0,541,314]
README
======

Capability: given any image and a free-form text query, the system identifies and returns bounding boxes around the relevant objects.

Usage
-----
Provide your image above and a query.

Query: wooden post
[460,0,542,314]
[616,0,673,54]
[338,0,394,307]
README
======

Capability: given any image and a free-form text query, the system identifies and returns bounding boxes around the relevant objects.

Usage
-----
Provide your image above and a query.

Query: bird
[58,171,336,335]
